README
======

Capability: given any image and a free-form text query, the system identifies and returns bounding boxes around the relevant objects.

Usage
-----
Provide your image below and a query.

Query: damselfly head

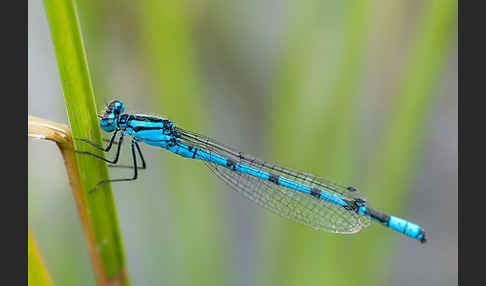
[99,100,125,132]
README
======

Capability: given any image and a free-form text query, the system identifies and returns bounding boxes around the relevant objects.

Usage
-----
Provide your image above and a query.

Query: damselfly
[76,100,427,243]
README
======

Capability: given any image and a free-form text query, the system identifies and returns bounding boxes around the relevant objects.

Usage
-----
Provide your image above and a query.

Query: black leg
[90,139,140,193]
[106,142,146,169]
[134,142,146,169]
[76,130,119,152]
[76,133,125,164]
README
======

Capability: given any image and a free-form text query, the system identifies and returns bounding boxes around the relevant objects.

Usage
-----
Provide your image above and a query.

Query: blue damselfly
[76,100,427,243]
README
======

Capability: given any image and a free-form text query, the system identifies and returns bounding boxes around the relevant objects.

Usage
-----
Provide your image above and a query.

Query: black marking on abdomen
[310,188,321,199]
[192,148,198,159]
[342,199,355,211]
[268,174,280,185]
[364,208,389,224]
[226,159,236,170]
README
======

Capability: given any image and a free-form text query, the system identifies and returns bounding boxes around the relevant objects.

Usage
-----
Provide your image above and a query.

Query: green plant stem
[42,0,129,284]
[29,226,54,286]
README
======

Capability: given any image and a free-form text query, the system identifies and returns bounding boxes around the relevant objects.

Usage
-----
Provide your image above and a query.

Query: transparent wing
[175,127,370,233]
[176,128,367,201]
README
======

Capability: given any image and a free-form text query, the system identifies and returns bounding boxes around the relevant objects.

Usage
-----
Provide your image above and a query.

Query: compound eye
[108,100,125,113]
[100,118,115,132]
[101,118,113,125]
[117,102,125,113]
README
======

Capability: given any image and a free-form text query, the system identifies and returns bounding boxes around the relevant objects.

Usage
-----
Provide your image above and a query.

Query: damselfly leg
[76,130,119,152]
[75,133,146,192]
[108,142,146,170]
[98,137,147,169]
[89,140,142,192]
[75,133,124,164]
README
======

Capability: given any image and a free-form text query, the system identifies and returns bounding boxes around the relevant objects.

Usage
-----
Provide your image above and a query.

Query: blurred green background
[28,0,457,285]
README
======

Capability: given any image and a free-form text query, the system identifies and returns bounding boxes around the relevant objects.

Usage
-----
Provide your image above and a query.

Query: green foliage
[29,229,53,286]
[43,0,128,283]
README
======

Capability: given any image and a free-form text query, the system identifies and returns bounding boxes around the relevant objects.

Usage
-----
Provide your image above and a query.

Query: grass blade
[28,226,54,286]
[42,0,129,284]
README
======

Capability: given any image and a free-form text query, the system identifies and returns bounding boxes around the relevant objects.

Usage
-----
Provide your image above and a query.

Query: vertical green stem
[43,0,129,284]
